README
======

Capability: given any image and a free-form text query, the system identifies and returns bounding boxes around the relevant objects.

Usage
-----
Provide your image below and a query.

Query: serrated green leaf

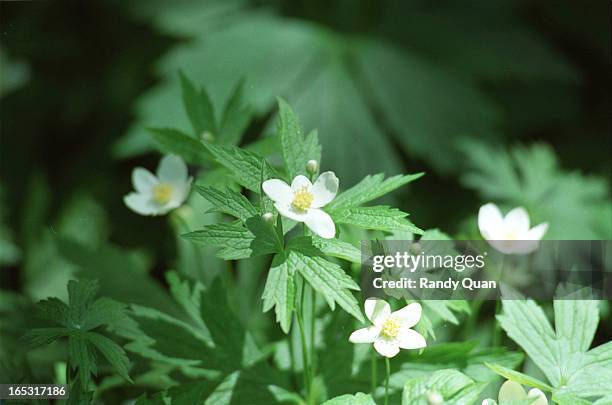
[328,173,423,210]
[218,79,250,145]
[34,297,70,327]
[67,279,99,326]
[204,144,275,192]
[68,333,97,389]
[401,369,485,405]
[552,393,592,405]
[182,222,254,260]
[179,71,216,136]
[485,363,553,392]
[195,185,258,222]
[311,236,361,264]
[245,216,284,256]
[80,297,125,331]
[262,254,295,334]
[85,331,132,382]
[330,205,422,234]
[277,97,321,179]
[553,300,599,353]
[148,127,212,165]
[322,392,376,405]
[287,250,363,322]
[24,327,68,347]
[165,271,206,330]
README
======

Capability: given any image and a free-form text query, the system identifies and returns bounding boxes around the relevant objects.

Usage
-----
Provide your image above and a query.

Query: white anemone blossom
[478,203,548,254]
[482,380,548,405]
[349,298,426,358]
[124,155,192,216]
[262,172,338,239]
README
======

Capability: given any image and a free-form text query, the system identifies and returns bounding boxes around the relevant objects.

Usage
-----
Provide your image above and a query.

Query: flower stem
[296,277,311,397]
[384,357,390,405]
[309,286,316,378]
[371,349,377,394]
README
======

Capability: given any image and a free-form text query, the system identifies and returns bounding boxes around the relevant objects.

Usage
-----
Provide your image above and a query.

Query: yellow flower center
[152,183,174,205]
[291,186,314,211]
[381,318,401,339]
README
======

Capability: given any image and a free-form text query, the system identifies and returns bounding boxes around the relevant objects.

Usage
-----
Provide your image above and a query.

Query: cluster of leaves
[487,299,612,404]
[25,280,131,399]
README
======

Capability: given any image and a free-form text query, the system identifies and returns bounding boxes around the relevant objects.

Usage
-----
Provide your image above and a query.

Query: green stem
[309,286,316,379]
[384,357,390,405]
[296,278,311,397]
[371,349,377,394]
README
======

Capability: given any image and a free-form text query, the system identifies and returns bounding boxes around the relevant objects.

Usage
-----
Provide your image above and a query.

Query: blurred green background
[1,0,610,294]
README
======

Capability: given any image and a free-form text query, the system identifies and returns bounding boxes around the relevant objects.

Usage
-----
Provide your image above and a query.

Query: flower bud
[200,131,215,143]
[306,159,318,174]
[409,242,422,256]
[426,391,443,405]
[262,212,275,223]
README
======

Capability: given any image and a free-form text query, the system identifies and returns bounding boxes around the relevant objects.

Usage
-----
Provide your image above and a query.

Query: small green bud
[262,212,275,223]
[409,242,422,256]
[200,131,215,143]
[426,391,443,405]
[306,159,318,174]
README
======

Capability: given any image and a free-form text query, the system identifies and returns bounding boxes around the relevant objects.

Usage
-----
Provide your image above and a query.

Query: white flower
[478,203,548,254]
[124,155,192,216]
[349,298,426,358]
[262,172,339,239]
[481,380,548,405]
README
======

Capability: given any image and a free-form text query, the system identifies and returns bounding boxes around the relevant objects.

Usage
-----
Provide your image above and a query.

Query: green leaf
[330,206,423,234]
[204,143,275,192]
[68,279,100,326]
[287,250,363,322]
[80,297,126,331]
[262,254,296,333]
[401,369,486,405]
[24,327,68,347]
[322,392,376,405]
[311,236,361,264]
[485,363,553,392]
[277,97,321,179]
[85,331,132,383]
[552,393,592,405]
[218,79,251,145]
[182,222,254,260]
[245,216,284,256]
[148,127,212,165]
[328,173,423,210]
[68,333,97,389]
[179,71,216,136]
[34,297,70,327]
[195,185,259,222]
[553,300,599,353]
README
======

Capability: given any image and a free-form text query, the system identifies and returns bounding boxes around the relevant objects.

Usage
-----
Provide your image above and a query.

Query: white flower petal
[132,168,157,194]
[349,326,380,344]
[124,193,163,216]
[498,380,526,402]
[396,328,426,349]
[504,207,530,233]
[478,203,504,240]
[311,171,339,208]
[262,179,293,205]
[525,222,548,241]
[374,339,400,358]
[275,203,309,222]
[482,400,497,405]
[527,388,548,405]
[157,155,188,184]
[303,208,335,239]
[291,175,312,191]
[391,302,422,328]
[364,298,391,327]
